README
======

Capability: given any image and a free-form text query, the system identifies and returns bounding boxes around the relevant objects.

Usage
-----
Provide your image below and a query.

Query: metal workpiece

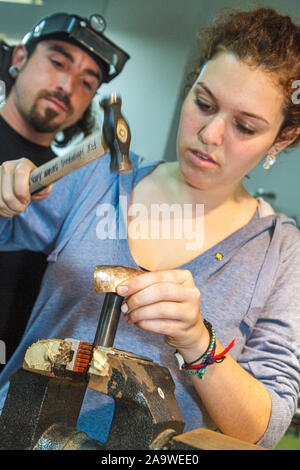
[93,293,123,347]
[93,265,144,348]
[94,265,144,293]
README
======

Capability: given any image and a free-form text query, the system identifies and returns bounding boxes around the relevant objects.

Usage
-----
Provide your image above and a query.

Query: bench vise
[0,338,184,450]
[0,265,185,450]
[0,266,265,451]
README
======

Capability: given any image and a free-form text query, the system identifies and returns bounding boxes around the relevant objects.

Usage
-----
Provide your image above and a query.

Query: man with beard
[0,13,129,369]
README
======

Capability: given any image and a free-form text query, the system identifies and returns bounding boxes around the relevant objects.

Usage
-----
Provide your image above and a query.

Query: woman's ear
[269,126,300,154]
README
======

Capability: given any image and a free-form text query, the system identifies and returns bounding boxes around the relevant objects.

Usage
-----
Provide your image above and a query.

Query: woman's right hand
[0,158,52,217]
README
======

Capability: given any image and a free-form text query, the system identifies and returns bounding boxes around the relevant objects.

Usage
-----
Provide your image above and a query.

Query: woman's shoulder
[258,198,300,241]
[270,208,300,259]
[133,157,172,188]
[136,157,171,176]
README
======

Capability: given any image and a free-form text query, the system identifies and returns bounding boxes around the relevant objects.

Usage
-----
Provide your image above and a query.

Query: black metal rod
[93,292,124,348]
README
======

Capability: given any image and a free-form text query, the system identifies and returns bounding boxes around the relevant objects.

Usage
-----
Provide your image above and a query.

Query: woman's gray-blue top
[0,152,299,449]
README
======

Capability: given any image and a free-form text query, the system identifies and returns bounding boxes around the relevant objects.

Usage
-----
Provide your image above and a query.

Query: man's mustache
[37,90,73,115]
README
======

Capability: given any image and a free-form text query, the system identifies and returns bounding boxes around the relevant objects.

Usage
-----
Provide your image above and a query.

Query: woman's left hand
[116,269,207,353]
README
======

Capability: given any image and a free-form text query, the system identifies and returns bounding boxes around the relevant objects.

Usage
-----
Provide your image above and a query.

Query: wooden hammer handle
[29,132,107,195]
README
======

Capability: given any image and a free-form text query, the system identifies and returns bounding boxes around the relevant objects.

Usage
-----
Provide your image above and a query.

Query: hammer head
[100,94,132,174]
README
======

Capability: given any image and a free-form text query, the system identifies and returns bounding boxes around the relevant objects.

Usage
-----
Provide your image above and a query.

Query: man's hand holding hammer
[0,158,52,218]
[0,94,131,218]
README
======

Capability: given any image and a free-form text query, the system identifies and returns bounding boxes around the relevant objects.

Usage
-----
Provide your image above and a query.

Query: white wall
[98,0,208,161]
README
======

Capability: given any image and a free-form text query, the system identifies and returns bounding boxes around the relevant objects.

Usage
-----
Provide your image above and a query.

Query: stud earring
[263,153,277,170]
[8,65,20,77]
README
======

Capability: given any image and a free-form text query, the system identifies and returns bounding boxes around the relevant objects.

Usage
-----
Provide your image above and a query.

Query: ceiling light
[0,0,43,5]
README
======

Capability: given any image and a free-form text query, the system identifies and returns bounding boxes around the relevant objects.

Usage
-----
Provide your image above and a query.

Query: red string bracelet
[184,338,235,379]
[213,339,235,361]
[185,339,235,370]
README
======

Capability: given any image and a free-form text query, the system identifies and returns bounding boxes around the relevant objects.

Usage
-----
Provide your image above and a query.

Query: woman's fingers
[122,280,200,313]
[117,269,196,295]
[118,269,203,349]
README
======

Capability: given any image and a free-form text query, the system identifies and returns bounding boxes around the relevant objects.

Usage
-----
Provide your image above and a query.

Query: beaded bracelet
[182,320,215,367]
[183,321,235,379]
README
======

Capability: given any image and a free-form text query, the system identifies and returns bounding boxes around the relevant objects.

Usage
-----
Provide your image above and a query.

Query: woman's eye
[236,122,256,135]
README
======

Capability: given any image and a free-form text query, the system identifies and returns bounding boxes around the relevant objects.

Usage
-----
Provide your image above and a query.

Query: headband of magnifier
[22,12,130,83]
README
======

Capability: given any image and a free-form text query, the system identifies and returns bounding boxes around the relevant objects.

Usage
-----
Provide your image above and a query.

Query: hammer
[29,93,132,195]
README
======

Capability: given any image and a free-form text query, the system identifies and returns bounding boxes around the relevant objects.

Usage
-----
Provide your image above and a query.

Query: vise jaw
[0,338,185,450]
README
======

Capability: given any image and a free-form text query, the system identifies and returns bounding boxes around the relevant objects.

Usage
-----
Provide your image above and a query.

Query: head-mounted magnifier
[22,13,130,83]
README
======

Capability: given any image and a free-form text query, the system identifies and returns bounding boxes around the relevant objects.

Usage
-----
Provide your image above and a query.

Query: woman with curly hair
[0,7,299,449]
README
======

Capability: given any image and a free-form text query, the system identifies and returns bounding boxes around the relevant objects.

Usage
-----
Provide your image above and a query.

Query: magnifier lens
[90,15,106,33]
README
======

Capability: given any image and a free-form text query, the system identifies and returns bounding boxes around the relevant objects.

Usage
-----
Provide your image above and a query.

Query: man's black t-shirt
[0,116,56,371]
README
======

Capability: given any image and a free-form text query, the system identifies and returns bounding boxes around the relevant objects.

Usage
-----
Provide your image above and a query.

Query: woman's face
[176,51,286,193]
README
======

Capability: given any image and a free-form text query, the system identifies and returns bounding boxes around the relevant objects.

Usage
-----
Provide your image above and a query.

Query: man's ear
[10,44,28,70]
[268,126,300,155]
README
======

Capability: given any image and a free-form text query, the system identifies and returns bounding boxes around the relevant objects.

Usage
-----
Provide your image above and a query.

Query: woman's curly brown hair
[185,7,300,149]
